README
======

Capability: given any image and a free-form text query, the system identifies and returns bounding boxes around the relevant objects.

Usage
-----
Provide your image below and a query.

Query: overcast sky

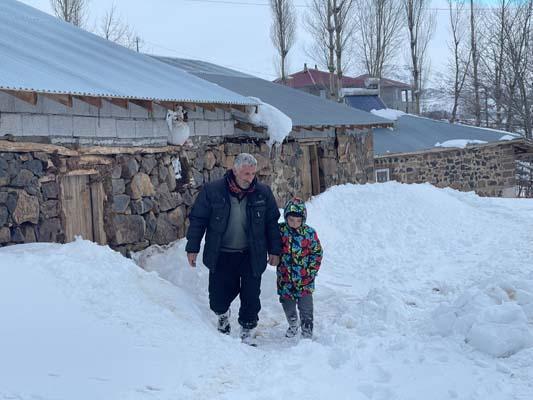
[19,0,454,83]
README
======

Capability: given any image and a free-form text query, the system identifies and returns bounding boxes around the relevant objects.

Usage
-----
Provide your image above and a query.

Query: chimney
[315,64,318,70]
[304,63,308,72]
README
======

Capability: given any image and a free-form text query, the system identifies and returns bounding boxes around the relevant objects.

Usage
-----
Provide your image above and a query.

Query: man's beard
[236,179,250,189]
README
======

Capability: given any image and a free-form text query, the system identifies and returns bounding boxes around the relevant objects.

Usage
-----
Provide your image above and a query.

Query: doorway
[60,174,106,244]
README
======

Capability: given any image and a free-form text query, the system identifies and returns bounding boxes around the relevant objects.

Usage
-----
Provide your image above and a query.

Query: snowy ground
[1,182,532,400]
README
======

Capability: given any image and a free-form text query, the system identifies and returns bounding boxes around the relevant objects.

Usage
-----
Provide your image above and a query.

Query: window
[375,168,390,183]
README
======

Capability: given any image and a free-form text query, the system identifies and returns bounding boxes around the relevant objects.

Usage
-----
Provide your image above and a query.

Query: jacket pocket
[209,202,226,232]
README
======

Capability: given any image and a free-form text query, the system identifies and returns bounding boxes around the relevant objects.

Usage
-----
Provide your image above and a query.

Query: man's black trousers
[208,251,261,329]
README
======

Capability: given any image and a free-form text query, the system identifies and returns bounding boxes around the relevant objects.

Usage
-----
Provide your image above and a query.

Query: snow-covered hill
[1,182,532,400]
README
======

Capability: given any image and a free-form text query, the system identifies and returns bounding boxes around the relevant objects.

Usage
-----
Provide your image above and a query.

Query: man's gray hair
[233,153,257,169]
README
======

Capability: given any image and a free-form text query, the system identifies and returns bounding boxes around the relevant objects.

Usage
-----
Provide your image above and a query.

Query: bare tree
[504,0,533,138]
[50,0,89,27]
[304,0,356,100]
[354,0,404,79]
[332,0,357,100]
[469,0,482,126]
[98,3,142,51]
[477,0,511,129]
[305,0,336,97]
[447,0,470,123]
[270,0,297,83]
[403,0,435,114]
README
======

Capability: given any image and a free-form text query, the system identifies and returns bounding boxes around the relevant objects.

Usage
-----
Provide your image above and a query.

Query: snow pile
[2,182,533,399]
[248,97,292,147]
[432,280,533,357]
[500,134,518,141]
[435,139,488,148]
[371,108,406,121]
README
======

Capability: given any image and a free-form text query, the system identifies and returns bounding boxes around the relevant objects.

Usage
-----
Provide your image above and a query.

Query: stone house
[0,0,258,253]
[154,57,391,203]
[373,114,533,197]
[0,0,392,253]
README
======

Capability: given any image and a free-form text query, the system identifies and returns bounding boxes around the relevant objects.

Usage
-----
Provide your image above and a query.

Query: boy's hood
[283,197,307,223]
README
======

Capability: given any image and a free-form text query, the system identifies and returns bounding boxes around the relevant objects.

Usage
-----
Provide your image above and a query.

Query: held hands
[187,253,198,268]
[268,254,280,266]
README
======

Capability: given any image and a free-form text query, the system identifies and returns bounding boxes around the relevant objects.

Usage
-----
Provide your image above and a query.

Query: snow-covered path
[1,182,532,399]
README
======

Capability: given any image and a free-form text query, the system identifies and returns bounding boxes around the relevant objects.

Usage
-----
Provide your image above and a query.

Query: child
[277,197,323,339]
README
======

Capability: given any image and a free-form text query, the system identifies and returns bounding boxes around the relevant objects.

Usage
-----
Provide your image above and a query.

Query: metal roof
[154,56,392,128]
[345,95,386,112]
[0,0,255,105]
[276,68,365,90]
[374,115,521,155]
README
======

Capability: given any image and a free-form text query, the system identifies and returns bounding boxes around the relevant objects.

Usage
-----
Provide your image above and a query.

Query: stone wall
[374,142,517,197]
[184,129,374,206]
[0,147,191,254]
[0,129,374,252]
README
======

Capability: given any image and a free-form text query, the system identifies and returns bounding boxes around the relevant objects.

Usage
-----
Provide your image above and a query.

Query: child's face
[287,215,303,229]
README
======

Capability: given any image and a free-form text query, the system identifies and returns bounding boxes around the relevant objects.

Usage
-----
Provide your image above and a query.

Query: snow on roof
[435,139,488,149]
[247,97,292,147]
[371,108,406,121]
[0,0,255,105]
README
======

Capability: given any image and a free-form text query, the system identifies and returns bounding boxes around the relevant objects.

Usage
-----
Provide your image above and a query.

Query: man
[185,153,281,344]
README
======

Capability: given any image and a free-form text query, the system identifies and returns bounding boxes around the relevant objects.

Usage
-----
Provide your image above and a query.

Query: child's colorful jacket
[277,198,323,300]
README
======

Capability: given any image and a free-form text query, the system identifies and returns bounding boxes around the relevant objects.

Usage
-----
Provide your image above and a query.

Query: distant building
[373,114,533,197]
[278,66,415,112]
[353,74,416,113]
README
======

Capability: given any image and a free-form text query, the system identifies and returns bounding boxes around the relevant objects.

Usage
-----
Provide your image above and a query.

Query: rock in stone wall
[0,151,63,245]
[374,143,517,197]
[104,152,188,255]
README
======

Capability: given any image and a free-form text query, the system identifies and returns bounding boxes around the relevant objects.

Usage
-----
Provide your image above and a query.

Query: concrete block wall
[0,91,237,146]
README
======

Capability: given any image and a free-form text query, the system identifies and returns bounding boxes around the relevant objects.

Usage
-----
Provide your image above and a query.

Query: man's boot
[216,310,231,334]
[240,326,257,346]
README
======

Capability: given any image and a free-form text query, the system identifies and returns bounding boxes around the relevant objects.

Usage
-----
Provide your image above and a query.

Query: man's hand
[268,254,280,266]
[187,253,198,268]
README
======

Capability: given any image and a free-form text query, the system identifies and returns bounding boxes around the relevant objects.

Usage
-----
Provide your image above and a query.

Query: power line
[183,0,500,11]
[184,0,307,7]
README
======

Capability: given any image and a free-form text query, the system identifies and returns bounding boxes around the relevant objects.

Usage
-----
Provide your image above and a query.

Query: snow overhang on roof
[0,0,256,106]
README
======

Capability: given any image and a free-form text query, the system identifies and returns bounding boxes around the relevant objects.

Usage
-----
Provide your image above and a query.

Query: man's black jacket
[185,177,281,276]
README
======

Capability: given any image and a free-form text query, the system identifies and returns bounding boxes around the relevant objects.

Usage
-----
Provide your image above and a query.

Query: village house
[0,0,259,253]
[372,113,533,197]
[0,0,392,253]
[278,66,415,113]
[153,56,392,203]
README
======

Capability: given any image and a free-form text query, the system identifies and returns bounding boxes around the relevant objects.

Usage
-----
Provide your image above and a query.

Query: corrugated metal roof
[154,56,392,128]
[374,115,520,155]
[276,68,365,89]
[345,95,386,112]
[0,0,255,105]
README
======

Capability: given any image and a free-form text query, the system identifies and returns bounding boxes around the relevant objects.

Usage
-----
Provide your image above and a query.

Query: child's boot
[301,319,313,339]
[285,316,299,338]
